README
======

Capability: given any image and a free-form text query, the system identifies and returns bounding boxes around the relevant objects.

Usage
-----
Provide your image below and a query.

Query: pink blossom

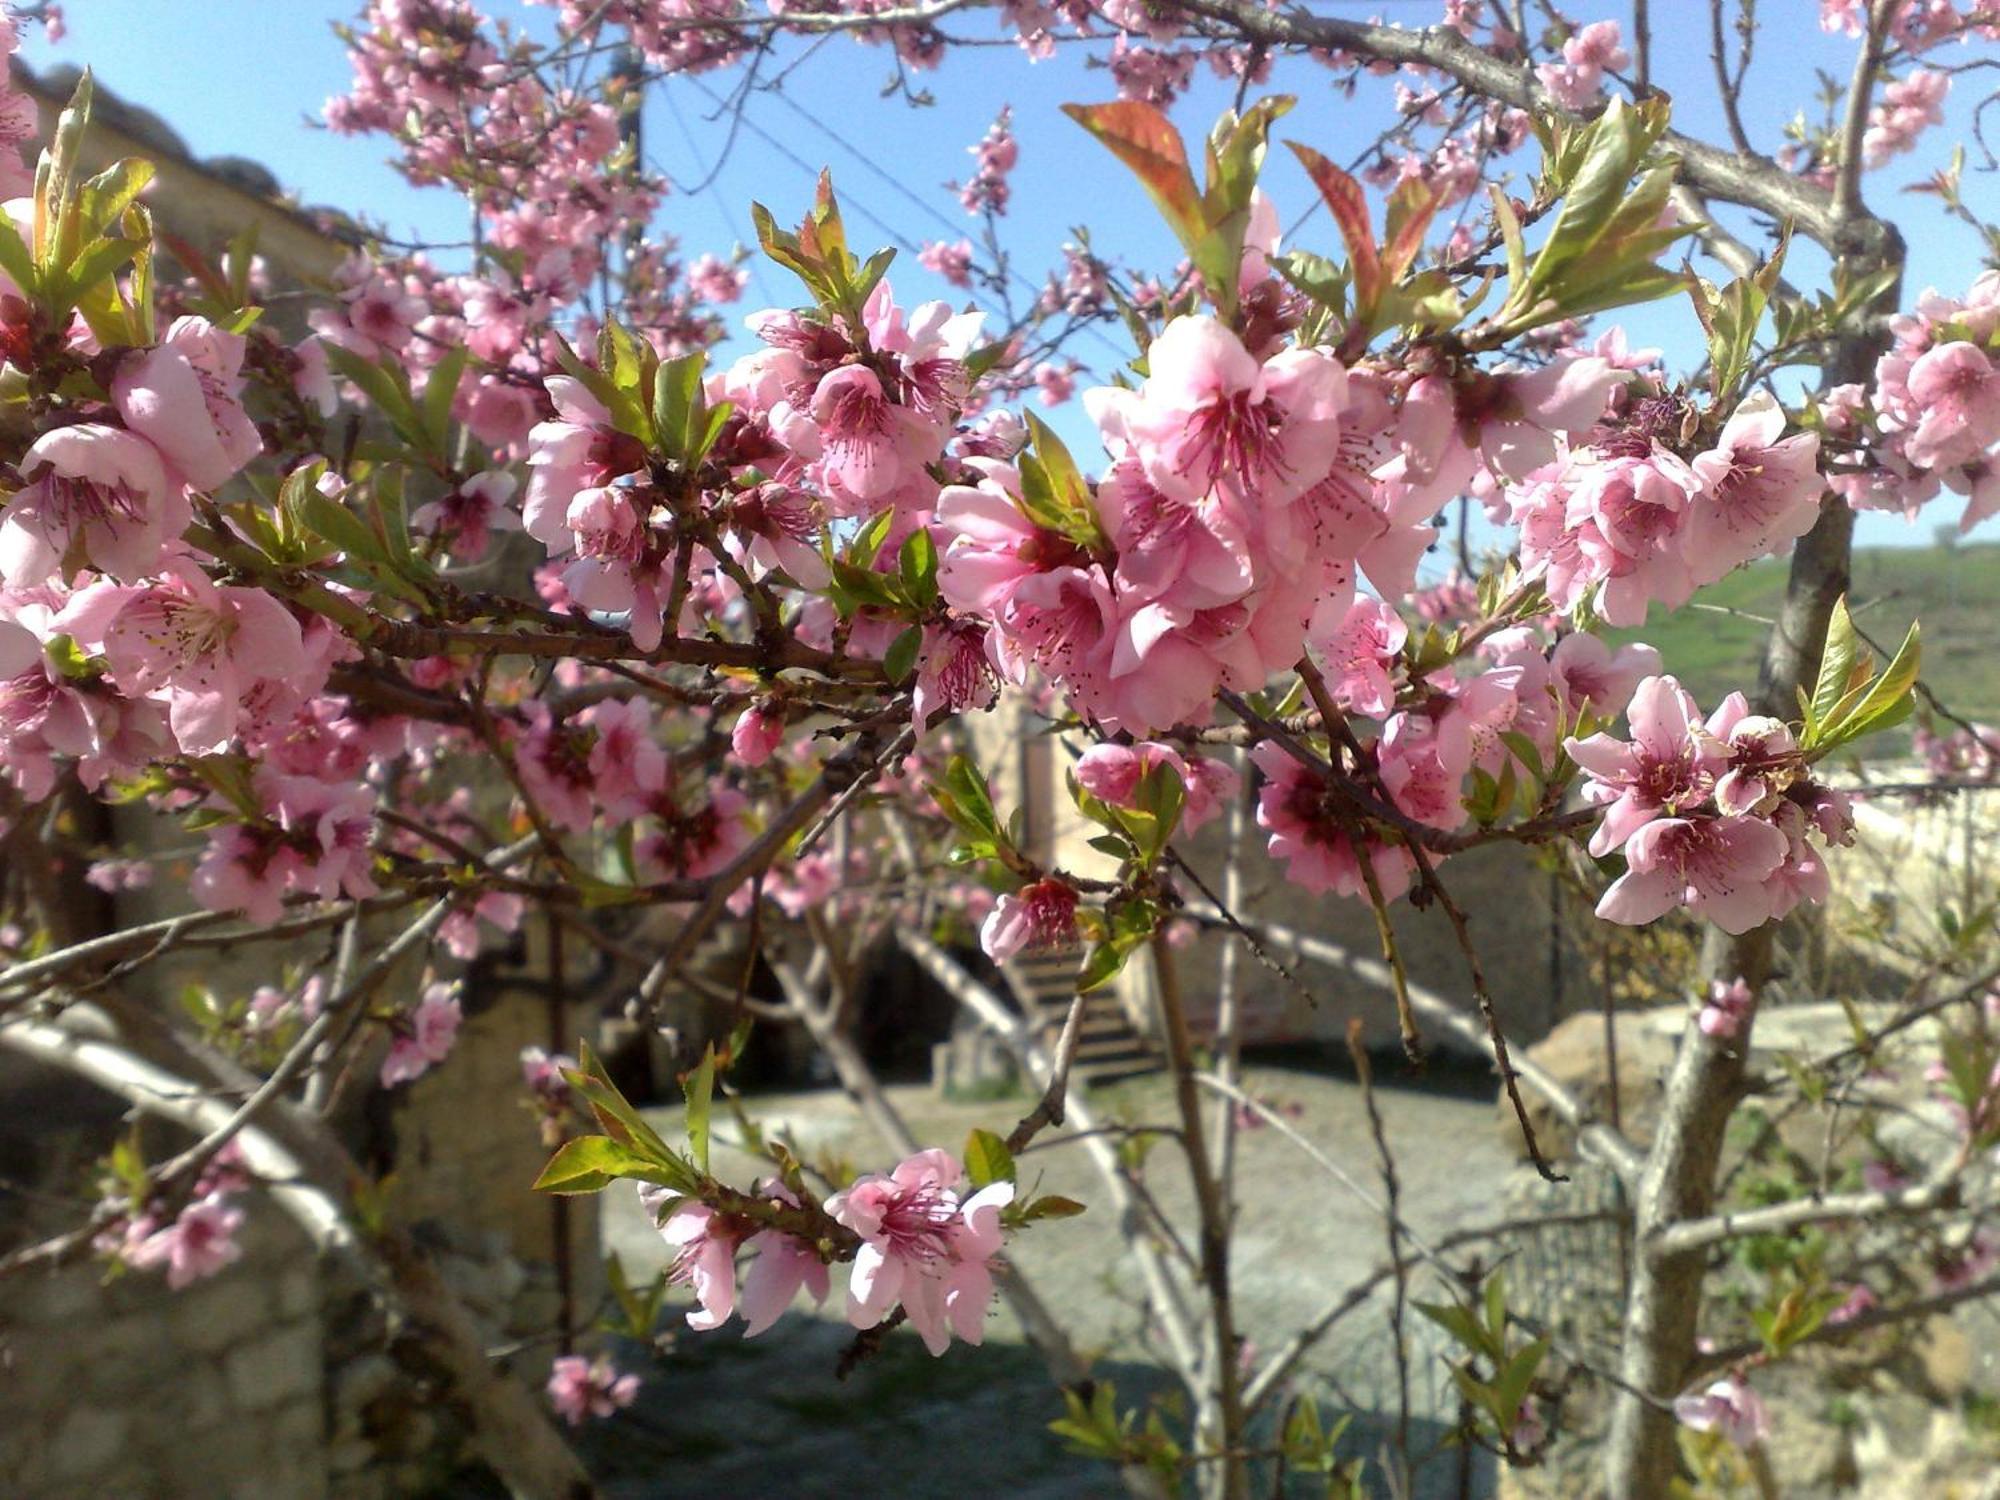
[1075,741,1237,832]
[440,890,525,960]
[1827,1283,1877,1326]
[1093,458,1255,610]
[112,317,263,491]
[1094,315,1345,508]
[730,703,786,766]
[1684,393,1825,585]
[826,1148,1013,1356]
[1674,1374,1769,1449]
[520,1045,575,1108]
[291,338,338,417]
[937,461,1069,615]
[1548,633,1661,719]
[920,238,975,288]
[522,377,649,548]
[1250,740,1413,901]
[56,564,308,754]
[411,470,523,561]
[1596,815,1790,933]
[1903,341,2000,472]
[686,252,747,304]
[1481,357,1621,480]
[546,1354,640,1426]
[1566,676,1721,855]
[1033,361,1077,407]
[1698,976,1756,1040]
[84,858,152,892]
[379,984,462,1088]
[1704,695,1799,814]
[1313,595,1408,717]
[0,424,183,586]
[809,364,942,514]
[739,1194,832,1336]
[126,1194,245,1290]
[1863,68,1950,166]
[912,617,999,730]
[657,1199,743,1330]
[1933,1229,1999,1292]
[981,877,1079,962]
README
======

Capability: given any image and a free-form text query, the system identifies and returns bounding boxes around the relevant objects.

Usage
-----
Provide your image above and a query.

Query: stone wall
[1,1183,327,1500]
[0,974,598,1499]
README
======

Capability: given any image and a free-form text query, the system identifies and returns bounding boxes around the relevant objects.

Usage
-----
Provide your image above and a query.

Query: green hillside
[1601,541,2000,749]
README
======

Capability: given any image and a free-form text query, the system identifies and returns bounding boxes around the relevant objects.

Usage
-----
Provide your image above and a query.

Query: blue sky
[23,1,1999,552]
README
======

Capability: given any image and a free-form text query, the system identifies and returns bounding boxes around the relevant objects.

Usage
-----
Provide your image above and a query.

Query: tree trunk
[1601,240,1900,1494]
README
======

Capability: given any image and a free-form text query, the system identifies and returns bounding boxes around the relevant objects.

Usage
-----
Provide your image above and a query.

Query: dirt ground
[561,1055,1522,1498]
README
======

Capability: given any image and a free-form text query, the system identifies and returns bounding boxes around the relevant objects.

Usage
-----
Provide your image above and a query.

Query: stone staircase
[1000,946,1156,1082]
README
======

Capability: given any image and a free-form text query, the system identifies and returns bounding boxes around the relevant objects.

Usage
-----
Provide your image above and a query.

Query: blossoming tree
[2,1,1999,1497]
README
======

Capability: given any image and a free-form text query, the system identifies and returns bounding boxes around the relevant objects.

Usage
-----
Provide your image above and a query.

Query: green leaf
[1016,1193,1086,1222]
[37,69,95,271]
[0,213,37,299]
[1016,411,1101,546]
[1489,185,1526,303]
[563,1041,687,1170]
[1807,595,1862,738]
[683,1043,717,1174]
[294,483,391,565]
[74,157,154,246]
[1415,1297,1502,1362]
[1818,619,1921,752]
[322,342,425,449]
[883,624,921,685]
[964,1127,1015,1187]
[1380,175,1441,283]
[1271,249,1348,315]
[930,754,1003,843]
[533,1135,663,1194]
[652,351,708,463]
[421,345,470,453]
[1493,1338,1549,1427]
[898,526,938,607]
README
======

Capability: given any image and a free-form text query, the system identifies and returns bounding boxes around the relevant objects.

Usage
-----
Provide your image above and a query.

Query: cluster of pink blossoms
[646,1147,1010,1357]
[545,1353,641,1427]
[380,984,465,1087]
[1835,273,2000,533]
[1509,387,1825,627]
[0,311,392,875]
[1819,0,1999,50]
[99,1144,249,1291]
[1566,676,1854,935]
[1255,626,1663,901]
[1534,20,1629,111]
[1913,720,2000,782]
[958,108,1018,217]
[939,306,1477,737]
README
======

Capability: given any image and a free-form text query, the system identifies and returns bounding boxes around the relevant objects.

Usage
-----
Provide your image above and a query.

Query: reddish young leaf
[1381,177,1443,284]
[1285,141,1381,312]
[1062,101,1204,250]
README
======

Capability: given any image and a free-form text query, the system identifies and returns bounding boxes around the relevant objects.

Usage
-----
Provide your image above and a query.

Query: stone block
[176,1359,233,1431]
[167,1275,273,1355]
[12,1266,107,1325]
[48,1405,128,1482]
[223,1319,321,1411]
[275,1264,320,1320]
